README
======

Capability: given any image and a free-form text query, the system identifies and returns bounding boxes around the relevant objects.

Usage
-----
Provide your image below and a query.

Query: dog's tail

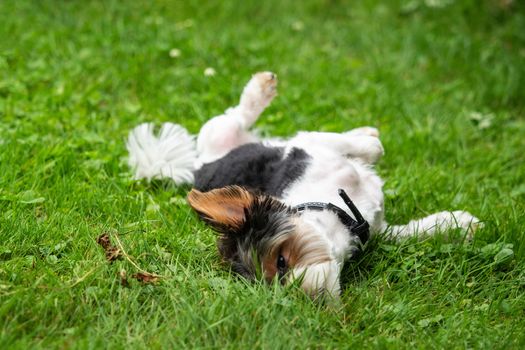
[127,123,197,184]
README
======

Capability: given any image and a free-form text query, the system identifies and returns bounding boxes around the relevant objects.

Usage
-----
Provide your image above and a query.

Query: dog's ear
[187,186,255,232]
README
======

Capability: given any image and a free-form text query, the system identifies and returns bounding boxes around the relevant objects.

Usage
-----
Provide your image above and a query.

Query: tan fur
[187,186,254,230]
[261,233,292,282]
[261,219,332,282]
[288,219,332,268]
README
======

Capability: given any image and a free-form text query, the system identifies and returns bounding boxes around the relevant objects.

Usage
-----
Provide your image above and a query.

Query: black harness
[293,189,370,247]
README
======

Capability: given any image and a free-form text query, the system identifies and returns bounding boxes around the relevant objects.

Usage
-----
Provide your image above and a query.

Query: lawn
[1,0,524,348]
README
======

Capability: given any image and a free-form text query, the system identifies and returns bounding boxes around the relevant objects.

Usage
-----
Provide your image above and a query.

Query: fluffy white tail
[127,123,197,184]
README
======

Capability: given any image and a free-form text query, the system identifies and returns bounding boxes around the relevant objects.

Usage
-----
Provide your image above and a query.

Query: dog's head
[187,186,341,297]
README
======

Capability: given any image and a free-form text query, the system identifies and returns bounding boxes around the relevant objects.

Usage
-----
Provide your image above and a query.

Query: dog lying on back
[127,72,480,297]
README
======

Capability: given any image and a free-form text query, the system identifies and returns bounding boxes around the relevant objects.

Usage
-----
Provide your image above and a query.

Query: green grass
[1,0,525,348]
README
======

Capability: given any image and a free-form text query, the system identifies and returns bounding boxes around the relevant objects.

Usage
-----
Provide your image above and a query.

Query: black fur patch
[194,143,310,197]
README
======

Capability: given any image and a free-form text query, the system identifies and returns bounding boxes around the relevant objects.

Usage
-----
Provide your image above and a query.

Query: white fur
[127,122,197,184]
[195,71,276,166]
[290,261,342,298]
[127,72,481,296]
[390,210,482,240]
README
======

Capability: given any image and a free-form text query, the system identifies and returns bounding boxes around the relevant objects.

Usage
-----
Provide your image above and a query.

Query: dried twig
[110,232,165,279]
[96,233,122,262]
[96,232,165,284]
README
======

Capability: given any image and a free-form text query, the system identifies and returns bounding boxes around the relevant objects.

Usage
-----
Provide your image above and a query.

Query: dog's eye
[277,254,287,271]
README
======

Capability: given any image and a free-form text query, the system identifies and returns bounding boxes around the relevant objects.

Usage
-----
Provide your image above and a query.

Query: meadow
[1,0,524,348]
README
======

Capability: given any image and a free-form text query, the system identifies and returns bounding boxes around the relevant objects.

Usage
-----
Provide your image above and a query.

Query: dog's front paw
[450,211,482,239]
[346,126,380,138]
[368,137,384,161]
[355,136,384,164]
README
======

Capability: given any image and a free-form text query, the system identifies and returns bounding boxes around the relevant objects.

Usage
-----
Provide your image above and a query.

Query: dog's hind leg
[196,72,277,165]
[236,71,278,128]
[387,211,481,240]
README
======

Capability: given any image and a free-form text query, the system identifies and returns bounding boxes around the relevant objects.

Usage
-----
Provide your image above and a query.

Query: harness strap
[293,189,370,246]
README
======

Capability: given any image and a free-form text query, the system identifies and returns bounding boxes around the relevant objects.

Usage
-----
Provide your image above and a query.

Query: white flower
[55,82,65,95]
[424,0,450,8]
[204,67,216,76]
[468,112,493,130]
[176,19,194,30]
[291,20,304,31]
[169,48,181,58]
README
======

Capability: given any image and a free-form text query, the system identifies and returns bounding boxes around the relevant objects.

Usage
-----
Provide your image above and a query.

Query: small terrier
[127,72,480,297]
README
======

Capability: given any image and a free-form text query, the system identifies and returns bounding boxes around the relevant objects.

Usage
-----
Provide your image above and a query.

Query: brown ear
[187,186,255,232]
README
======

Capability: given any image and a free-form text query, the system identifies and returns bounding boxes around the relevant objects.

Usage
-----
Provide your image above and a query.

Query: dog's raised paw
[253,71,277,97]
[239,71,278,112]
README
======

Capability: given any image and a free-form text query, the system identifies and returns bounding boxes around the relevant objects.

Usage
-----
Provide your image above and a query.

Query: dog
[127,72,480,298]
